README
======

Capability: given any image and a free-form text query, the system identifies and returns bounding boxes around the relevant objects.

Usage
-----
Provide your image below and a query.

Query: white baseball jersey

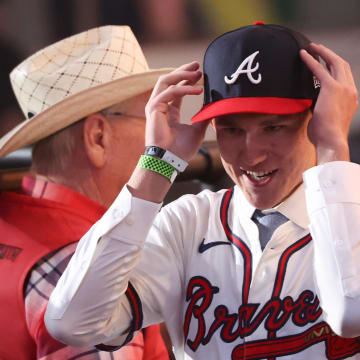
[46,162,360,359]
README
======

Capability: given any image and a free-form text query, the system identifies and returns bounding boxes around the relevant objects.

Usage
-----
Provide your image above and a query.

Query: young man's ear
[83,113,111,168]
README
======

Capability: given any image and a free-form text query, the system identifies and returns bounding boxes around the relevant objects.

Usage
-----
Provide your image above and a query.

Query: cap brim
[191,97,313,123]
[0,68,174,157]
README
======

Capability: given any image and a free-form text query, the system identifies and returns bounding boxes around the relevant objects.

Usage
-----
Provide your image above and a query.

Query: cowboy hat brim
[0,67,174,157]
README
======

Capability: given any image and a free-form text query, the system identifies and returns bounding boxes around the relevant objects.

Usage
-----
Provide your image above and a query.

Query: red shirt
[0,177,169,359]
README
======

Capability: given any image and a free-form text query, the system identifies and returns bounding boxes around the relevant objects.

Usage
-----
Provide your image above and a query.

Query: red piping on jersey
[220,188,252,304]
[126,282,143,331]
[272,234,312,298]
[267,233,313,359]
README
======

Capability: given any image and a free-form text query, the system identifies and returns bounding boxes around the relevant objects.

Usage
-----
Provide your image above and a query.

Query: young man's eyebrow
[260,115,300,125]
[260,118,289,125]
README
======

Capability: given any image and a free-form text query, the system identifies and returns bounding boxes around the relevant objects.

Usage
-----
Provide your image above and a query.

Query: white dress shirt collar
[233,183,309,230]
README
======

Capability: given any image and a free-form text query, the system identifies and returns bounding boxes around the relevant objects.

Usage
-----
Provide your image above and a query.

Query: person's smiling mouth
[240,168,278,186]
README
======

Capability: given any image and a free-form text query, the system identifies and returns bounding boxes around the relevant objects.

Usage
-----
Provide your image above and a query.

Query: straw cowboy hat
[0,25,173,157]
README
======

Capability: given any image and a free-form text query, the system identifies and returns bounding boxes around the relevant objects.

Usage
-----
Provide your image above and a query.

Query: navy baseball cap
[192,21,320,123]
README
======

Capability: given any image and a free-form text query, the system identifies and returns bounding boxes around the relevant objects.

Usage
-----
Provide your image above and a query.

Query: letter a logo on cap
[224,51,262,85]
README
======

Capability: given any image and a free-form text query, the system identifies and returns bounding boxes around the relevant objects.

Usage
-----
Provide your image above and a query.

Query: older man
[0,26,172,359]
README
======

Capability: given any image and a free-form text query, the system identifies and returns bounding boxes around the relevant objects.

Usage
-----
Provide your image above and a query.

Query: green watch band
[137,155,177,182]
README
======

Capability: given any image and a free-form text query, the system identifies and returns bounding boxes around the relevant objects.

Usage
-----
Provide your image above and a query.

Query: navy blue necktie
[252,210,289,250]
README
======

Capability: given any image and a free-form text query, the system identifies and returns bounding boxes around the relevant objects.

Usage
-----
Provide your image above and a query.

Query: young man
[0,26,172,359]
[45,23,359,359]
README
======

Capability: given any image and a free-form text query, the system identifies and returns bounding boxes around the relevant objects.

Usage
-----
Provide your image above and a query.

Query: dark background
[0,0,359,199]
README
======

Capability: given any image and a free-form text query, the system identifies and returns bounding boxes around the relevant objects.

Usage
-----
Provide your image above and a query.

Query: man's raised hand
[145,61,209,162]
[300,43,358,164]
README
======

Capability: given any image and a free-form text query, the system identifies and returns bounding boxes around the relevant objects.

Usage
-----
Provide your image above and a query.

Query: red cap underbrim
[191,97,313,123]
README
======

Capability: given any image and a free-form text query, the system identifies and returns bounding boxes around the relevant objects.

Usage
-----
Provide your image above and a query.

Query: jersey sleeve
[45,184,203,350]
[303,161,360,338]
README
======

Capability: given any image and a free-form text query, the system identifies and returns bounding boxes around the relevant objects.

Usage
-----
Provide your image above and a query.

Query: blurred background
[0,0,359,201]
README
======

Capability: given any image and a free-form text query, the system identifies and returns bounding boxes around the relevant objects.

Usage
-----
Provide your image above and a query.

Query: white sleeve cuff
[303,161,360,215]
[106,185,163,245]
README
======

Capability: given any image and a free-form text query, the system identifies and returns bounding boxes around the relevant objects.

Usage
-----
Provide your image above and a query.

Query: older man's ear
[83,113,113,169]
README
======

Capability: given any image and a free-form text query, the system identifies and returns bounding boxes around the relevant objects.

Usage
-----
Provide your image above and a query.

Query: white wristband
[162,150,188,172]
[144,146,188,173]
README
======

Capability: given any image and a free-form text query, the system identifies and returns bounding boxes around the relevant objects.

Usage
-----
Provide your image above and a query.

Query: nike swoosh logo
[198,238,231,253]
